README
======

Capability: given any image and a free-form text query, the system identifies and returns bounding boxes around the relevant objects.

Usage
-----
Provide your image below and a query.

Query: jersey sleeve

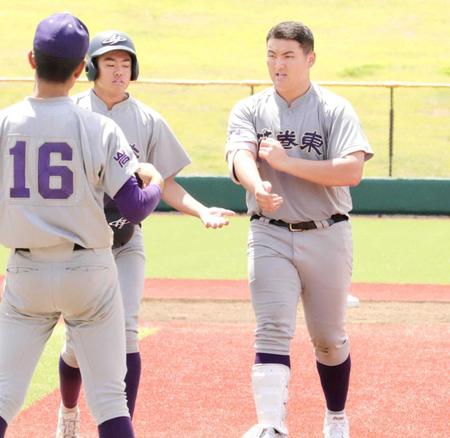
[327,101,373,160]
[225,99,259,183]
[146,114,191,179]
[226,99,259,153]
[102,121,140,198]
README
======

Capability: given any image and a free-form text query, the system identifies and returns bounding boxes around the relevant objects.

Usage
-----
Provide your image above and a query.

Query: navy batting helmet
[105,207,136,249]
[85,30,139,81]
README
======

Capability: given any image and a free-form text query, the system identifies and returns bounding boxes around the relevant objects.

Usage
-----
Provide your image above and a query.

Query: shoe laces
[60,411,80,437]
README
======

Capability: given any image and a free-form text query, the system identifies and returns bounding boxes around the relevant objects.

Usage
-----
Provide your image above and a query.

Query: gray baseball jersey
[0,96,139,424]
[227,83,373,222]
[227,83,373,366]
[62,89,191,360]
[0,96,139,249]
[73,90,191,179]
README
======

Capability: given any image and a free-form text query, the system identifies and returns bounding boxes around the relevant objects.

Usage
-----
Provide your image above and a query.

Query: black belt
[16,243,85,252]
[250,214,348,231]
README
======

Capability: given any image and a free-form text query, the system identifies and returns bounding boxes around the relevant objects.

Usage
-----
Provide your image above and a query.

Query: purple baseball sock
[98,416,134,437]
[0,417,7,437]
[59,356,82,409]
[316,355,351,412]
[255,352,291,368]
[125,352,141,418]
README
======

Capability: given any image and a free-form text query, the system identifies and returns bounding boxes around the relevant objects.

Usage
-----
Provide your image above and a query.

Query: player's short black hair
[266,21,314,53]
[34,49,83,83]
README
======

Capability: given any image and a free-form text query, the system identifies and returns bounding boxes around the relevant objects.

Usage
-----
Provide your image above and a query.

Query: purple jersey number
[9,141,30,198]
[10,141,74,200]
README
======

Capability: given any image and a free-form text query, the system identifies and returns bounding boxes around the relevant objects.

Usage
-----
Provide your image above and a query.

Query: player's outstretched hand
[136,163,164,190]
[199,207,235,229]
[255,180,283,213]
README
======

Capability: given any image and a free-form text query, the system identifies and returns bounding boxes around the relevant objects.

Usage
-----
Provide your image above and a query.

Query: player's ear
[307,51,316,67]
[28,50,36,70]
[73,60,86,79]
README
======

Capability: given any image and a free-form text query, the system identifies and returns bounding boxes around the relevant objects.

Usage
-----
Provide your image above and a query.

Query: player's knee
[311,335,350,366]
[85,389,130,425]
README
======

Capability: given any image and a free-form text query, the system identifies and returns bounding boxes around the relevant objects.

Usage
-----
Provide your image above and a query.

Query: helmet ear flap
[131,57,139,81]
[85,57,97,81]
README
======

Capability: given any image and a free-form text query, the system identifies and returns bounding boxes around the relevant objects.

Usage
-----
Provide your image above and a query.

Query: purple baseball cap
[33,12,89,59]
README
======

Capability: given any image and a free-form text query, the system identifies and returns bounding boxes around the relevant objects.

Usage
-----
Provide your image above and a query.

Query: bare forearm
[233,150,262,192]
[233,149,283,213]
[278,154,364,186]
[162,177,206,218]
[259,139,365,187]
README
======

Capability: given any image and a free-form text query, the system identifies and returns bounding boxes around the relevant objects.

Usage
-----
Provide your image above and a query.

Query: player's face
[266,38,315,102]
[96,50,132,96]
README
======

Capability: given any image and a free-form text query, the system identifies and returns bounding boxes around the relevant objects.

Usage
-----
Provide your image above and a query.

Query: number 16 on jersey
[8,139,77,202]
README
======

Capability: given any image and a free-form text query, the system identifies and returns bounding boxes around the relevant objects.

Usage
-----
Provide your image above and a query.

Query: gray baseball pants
[62,226,145,369]
[248,219,352,366]
[0,243,129,425]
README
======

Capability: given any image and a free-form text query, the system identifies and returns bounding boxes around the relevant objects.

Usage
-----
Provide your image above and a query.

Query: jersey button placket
[281,107,298,155]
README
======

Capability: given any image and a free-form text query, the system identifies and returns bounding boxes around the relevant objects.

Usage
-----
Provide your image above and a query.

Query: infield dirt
[139,299,450,325]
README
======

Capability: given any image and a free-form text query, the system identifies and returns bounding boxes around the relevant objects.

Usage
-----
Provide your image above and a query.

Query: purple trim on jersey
[98,416,134,438]
[255,352,291,368]
[125,352,141,419]
[59,356,82,409]
[316,354,351,412]
[114,177,161,224]
[0,416,7,437]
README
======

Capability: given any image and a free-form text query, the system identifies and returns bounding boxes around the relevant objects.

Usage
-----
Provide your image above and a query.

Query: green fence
[157,176,450,215]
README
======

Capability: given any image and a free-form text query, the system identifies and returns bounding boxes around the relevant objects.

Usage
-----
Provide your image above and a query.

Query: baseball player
[226,22,373,438]
[55,29,235,436]
[0,13,165,438]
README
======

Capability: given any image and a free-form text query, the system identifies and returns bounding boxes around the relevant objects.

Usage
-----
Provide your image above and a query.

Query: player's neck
[33,79,72,98]
[93,86,129,110]
[276,81,311,107]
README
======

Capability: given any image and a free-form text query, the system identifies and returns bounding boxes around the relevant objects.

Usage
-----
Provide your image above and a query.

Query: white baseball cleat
[323,412,349,438]
[242,424,288,438]
[56,405,80,438]
[346,294,359,308]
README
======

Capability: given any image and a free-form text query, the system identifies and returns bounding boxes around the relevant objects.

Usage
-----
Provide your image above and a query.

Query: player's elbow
[332,168,362,187]
[114,178,162,224]
[343,152,365,186]
[347,172,362,187]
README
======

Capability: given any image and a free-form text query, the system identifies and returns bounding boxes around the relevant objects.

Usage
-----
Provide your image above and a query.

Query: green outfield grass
[1,215,448,284]
[0,1,449,177]
[143,214,450,284]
